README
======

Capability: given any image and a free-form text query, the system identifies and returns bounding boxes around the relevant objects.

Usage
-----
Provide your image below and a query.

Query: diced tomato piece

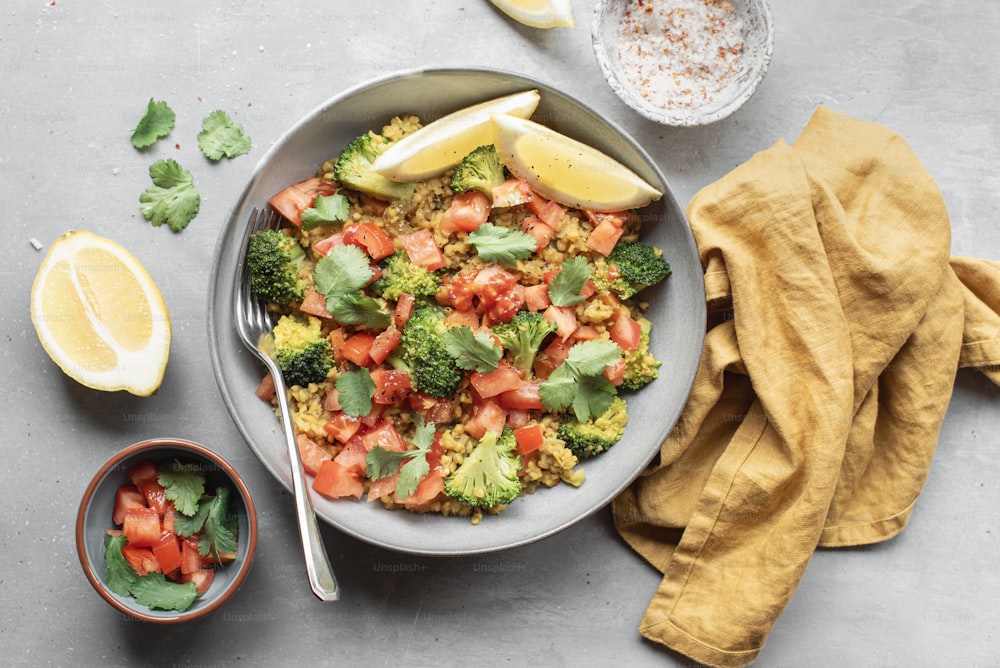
[312,459,364,499]
[603,357,626,386]
[151,532,183,575]
[255,371,276,401]
[585,209,630,228]
[341,332,377,367]
[112,485,147,526]
[543,305,579,341]
[127,461,159,489]
[180,568,216,595]
[352,222,395,260]
[362,421,407,452]
[299,290,332,318]
[180,537,203,575]
[312,231,346,256]
[323,386,342,412]
[328,328,348,363]
[521,216,554,251]
[139,481,169,516]
[524,283,552,312]
[359,402,386,428]
[395,469,445,506]
[399,229,445,271]
[122,546,161,577]
[534,199,565,229]
[470,363,524,398]
[513,424,545,455]
[369,327,402,365]
[367,473,398,502]
[447,271,477,311]
[484,284,525,325]
[491,178,534,208]
[408,392,454,425]
[472,265,518,305]
[463,399,507,440]
[498,381,545,410]
[333,435,368,476]
[444,308,481,329]
[394,292,416,328]
[439,190,491,232]
[268,177,338,227]
[572,324,601,341]
[610,311,642,351]
[323,413,362,445]
[371,367,412,404]
[123,507,161,549]
[296,433,333,476]
[586,218,624,256]
[534,337,574,380]
[162,501,177,533]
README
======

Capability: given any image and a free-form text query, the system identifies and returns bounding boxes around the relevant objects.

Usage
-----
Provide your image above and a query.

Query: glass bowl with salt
[592,0,774,126]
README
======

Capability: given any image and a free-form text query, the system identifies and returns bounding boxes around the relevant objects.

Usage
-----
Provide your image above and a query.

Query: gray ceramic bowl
[207,67,705,556]
[76,438,258,622]
[593,0,774,126]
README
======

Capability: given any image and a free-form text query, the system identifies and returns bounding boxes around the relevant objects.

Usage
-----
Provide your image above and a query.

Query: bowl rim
[75,437,258,623]
[591,0,775,126]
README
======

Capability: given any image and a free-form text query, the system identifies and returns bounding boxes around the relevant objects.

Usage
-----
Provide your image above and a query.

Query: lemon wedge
[30,230,171,396]
[370,89,541,182]
[490,113,662,211]
[488,0,575,28]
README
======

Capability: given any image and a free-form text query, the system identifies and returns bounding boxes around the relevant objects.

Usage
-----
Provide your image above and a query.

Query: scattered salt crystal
[30,238,43,251]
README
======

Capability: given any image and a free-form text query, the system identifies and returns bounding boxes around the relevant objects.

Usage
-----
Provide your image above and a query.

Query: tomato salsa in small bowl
[76,438,258,623]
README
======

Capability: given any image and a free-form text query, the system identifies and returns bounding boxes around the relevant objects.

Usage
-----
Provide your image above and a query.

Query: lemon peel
[488,0,575,28]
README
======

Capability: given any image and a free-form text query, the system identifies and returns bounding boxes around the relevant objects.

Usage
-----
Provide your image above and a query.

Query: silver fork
[234,207,339,602]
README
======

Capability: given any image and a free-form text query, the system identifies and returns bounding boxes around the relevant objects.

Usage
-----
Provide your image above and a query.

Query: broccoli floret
[444,428,522,507]
[490,311,556,378]
[597,241,671,300]
[621,317,661,391]
[271,315,333,387]
[246,228,307,306]
[369,251,442,302]
[393,306,463,399]
[451,145,506,198]
[557,397,628,459]
[333,132,416,201]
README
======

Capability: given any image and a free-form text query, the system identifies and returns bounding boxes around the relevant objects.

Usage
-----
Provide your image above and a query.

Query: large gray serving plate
[207,67,705,556]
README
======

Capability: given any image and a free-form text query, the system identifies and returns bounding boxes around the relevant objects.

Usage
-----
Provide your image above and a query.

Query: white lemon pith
[489,0,575,28]
[30,230,171,396]
[370,89,541,182]
[490,113,663,211]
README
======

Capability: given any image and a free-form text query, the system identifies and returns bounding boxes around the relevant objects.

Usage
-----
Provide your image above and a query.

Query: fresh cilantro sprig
[366,417,437,499]
[198,109,252,161]
[336,365,375,417]
[172,486,238,561]
[539,339,622,421]
[548,256,591,307]
[313,244,390,329]
[103,533,138,596]
[130,98,175,149]
[103,533,200,612]
[301,193,350,229]
[139,158,201,232]
[157,459,206,516]
[467,223,537,265]
[442,325,502,373]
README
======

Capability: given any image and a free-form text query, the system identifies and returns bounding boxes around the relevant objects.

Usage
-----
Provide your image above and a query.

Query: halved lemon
[488,0,575,28]
[370,89,541,182]
[30,230,171,396]
[490,113,662,211]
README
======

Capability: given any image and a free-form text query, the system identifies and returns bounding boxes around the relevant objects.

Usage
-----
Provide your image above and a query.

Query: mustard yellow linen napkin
[613,106,1000,667]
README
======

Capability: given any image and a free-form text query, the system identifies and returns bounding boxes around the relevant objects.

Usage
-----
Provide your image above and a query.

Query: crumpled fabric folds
[612,106,1000,667]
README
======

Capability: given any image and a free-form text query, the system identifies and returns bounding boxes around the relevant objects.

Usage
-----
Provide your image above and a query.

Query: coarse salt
[616,0,744,110]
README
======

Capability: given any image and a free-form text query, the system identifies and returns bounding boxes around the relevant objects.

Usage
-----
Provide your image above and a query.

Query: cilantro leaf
[548,256,591,306]
[566,339,622,376]
[130,98,175,149]
[571,374,618,422]
[198,487,238,561]
[442,325,502,373]
[157,459,206,516]
[537,364,578,413]
[327,293,391,330]
[539,339,623,421]
[139,159,201,232]
[300,193,350,229]
[467,223,537,265]
[365,416,437,499]
[314,244,374,298]
[103,533,138,597]
[198,109,251,161]
[130,572,199,612]
[365,446,406,481]
[396,456,430,499]
[336,366,375,417]
[172,501,209,537]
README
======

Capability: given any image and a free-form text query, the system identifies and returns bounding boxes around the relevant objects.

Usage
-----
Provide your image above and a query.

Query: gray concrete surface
[2,1,998,666]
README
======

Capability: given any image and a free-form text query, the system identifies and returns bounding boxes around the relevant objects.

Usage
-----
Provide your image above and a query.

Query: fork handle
[276,386,340,601]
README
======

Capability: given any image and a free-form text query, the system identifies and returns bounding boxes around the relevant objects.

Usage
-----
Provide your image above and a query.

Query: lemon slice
[370,89,541,182]
[489,0,575,28]
[490,113,662,211]
[30,230,171,396]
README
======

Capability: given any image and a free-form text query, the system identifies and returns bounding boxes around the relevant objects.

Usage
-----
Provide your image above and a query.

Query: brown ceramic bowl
[76,438,258,623]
